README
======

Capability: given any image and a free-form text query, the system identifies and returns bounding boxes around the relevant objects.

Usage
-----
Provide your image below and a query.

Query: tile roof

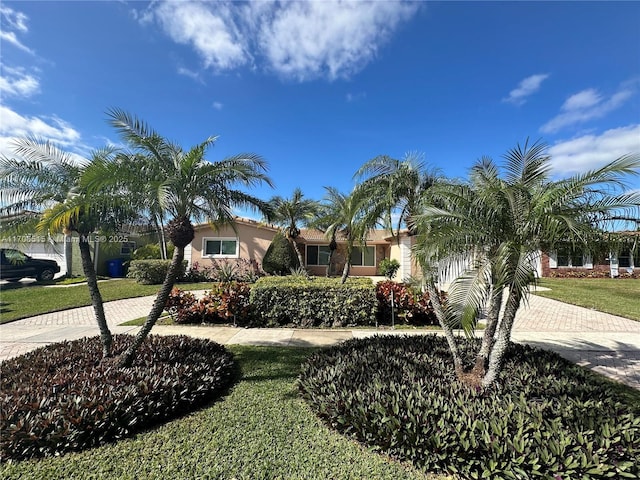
[193,216,280,232]
[299,228,392,244]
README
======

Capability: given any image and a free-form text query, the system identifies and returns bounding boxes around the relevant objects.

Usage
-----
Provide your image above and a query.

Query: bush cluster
[378,258,400,279]
[166,283,252,325]
[249,276,377,327]
[549,269,640,279]
[298,335,639,479]
[185,259,263,283]
[1,335,236,461]
[375,280,440,325]
[127,259,187,284]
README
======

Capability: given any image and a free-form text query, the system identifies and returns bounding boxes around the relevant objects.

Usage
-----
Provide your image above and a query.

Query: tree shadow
[522,338,640,392]
[230,344,319,383]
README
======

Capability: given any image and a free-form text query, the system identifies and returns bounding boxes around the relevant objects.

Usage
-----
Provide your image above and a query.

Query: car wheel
[38,269,55,281]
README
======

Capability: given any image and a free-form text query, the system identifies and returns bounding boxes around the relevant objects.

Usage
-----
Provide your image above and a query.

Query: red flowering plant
[375,280,439,326]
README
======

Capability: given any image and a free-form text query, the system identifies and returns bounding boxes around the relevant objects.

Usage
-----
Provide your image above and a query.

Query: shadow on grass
[231,345,317,383]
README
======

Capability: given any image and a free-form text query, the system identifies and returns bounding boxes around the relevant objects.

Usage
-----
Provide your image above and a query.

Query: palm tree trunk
[118,246,184,367]
[482,286,522,387]
[326,249,334,277]
[78,233,112,357]
[426,280,464,378]
[64,232,73,277]
[159,217,168,260]
[290,238,304,270]
[340,260,350,284]
[472,285,503,376]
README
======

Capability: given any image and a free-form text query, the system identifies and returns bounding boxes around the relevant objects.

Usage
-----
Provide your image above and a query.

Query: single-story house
[542,237,640,278]
[186,217,423,280]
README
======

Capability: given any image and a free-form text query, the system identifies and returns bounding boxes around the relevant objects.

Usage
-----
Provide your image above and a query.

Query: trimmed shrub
[1,335,236,461]
[375,280,439,325]
[249,276,377,327]
[262,232,299,275]
[127,259,187,284]
[298,335,640,479]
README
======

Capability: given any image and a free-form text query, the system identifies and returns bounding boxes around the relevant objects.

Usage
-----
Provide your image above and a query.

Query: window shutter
[548,251,557,268]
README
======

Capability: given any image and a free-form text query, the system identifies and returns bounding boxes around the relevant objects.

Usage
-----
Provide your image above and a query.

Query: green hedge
[127,259,187,285]
[249,276,377,327]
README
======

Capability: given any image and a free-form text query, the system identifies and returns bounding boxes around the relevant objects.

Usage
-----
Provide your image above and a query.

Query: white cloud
[548,124,640,175]
[346,92,366,102]
[151,1,248,71]
[0,105,81,149]
[177,66,204,84]
[138,0,419,82]
[502,73,550,105]
[0,6,34,54]
[257,1,418,81]
[212,101,223,110]
[541,85,636,134]
[0,65,40,98]
[0,5,28,32]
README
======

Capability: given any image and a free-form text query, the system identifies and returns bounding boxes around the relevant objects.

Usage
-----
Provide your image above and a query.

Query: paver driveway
[1,291,638,389]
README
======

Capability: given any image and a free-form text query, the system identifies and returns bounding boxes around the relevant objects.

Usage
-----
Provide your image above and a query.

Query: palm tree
[96,109,273,367]
[414,140,640,387]
[318,187,370,284]
[354,152,439,238]
[0,138,132,357]
[268,188,320,268]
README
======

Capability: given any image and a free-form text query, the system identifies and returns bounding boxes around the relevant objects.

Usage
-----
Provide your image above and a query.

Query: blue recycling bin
[107,258,124,278]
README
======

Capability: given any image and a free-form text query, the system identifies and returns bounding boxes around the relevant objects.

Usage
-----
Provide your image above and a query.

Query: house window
[618,248,640,269]
[351,246,375,266]
[306,245,331,265]
[120,242,136,256]
[203,237,239,258]
[556,247,584,267]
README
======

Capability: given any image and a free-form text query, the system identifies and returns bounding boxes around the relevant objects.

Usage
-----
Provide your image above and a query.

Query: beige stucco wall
[304,243,387,277]
[388,235,421,281]
[190,223,277,269]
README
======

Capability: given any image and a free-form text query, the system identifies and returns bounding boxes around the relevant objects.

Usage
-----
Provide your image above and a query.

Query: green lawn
[0,346,444,480]
[535,278,640,321]
[0,280,208,324]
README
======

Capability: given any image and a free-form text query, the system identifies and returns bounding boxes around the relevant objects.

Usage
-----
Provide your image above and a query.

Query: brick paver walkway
[1,291,638,389]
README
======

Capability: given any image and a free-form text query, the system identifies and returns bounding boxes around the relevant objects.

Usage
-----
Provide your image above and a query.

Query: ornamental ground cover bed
[1,335,236,461]
[0,346,441,480]
[299,335,640,479]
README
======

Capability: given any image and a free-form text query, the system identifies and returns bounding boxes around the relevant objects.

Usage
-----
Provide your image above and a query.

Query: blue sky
[1,1,639,214]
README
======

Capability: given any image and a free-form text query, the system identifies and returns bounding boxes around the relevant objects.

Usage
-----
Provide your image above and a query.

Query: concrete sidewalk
[1,292,639,389]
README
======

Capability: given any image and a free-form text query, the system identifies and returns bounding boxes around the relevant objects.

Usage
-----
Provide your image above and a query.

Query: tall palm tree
[354,152,439,238]
[319,187,370,284]
[414,140,640,388]
[268,188,320,268]
[0,138,132,357]
[95,109,273,367]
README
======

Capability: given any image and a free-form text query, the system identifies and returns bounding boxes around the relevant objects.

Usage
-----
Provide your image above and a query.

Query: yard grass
[0,280,209,324]
[0,346,443,480]
[535,278,640,321]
